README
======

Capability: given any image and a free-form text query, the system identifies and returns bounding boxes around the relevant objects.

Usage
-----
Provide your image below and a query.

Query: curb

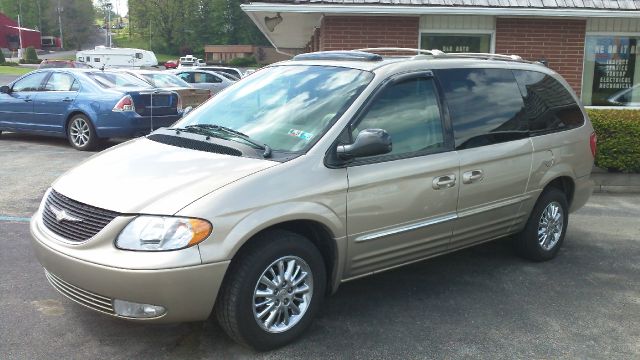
[593,185,640,194]
[591,168,640,194]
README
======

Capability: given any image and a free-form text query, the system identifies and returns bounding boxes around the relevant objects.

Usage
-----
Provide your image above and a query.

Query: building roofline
[241,3,640,18]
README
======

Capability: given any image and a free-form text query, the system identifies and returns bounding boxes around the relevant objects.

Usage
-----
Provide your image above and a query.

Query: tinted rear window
[436,68,528,149]
[513,70,584,135]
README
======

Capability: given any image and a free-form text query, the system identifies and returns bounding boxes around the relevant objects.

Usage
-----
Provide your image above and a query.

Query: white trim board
[241,4,640,18]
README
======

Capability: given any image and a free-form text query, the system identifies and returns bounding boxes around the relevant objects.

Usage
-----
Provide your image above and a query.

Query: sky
[94,0,128,16]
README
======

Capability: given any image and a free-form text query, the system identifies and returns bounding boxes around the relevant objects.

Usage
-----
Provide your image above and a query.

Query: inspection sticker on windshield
[288,129,313,140]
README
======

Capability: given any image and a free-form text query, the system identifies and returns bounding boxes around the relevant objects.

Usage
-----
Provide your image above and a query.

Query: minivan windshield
[172,65,373,153]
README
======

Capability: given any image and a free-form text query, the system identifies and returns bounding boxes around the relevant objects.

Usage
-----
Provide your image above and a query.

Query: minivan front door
[344,74,459,279]
[435,68,533,251]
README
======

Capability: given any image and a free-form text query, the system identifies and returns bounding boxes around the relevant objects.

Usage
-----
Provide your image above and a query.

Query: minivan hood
[52,137,279,214]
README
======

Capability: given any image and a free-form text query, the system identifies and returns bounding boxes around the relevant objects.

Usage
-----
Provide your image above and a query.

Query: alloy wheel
[69,118,90,147]
[252,256,313,333]
[537,201,564,251]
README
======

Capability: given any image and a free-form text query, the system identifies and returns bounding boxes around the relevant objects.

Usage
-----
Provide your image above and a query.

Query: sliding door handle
[462,169,484,184]
[432,174,456,190]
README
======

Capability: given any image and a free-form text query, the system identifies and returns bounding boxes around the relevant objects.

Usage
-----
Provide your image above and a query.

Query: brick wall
[319,16,419,51]
[495,18,586,96]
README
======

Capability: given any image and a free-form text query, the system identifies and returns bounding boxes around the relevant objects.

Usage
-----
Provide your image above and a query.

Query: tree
[127,0,268,55]
[56,0,95,49]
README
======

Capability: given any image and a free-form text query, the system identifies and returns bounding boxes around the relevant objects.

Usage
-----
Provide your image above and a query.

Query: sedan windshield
[172,65,373,152]
[87,72,152,88]
[143,73,190,88]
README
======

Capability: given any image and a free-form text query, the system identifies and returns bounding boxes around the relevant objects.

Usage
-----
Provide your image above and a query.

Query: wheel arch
[542,176,575,208]
[64,110,93,135]
[232,219,340,295]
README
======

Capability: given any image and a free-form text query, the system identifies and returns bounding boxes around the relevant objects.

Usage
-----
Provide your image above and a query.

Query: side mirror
[337,128,392,160]
[0,85,10,94]
[182,106,193,117]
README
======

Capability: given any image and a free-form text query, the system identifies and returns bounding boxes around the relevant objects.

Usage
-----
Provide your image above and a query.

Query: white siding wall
[587,18,640,33]
[420,15,495,31]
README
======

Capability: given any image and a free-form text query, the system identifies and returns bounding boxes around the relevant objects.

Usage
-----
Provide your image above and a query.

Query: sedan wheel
[67,115,97,151]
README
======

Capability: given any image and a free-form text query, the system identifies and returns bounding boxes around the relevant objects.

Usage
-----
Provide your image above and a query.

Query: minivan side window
[352,77,445,157]
[436,68,528,149]
[513,70,584,135]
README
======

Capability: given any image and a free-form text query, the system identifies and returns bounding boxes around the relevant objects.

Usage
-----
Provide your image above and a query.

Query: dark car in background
[118,69,211,108]
[0,69,183,150]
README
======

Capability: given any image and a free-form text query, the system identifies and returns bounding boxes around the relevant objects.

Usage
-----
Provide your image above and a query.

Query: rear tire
[67,114,98,151]
[513,188,569,261]
[215,229,326,351]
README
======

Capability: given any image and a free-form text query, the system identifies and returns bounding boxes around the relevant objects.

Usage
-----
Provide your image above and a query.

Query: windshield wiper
[175,124,272,158]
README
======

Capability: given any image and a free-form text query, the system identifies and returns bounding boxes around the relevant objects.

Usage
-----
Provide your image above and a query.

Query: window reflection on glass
[513,70,584,134]
[436,68,527,149]
[353,77,444,157]
[420,34,491,53]
[582,35,639,106]
[173,65,373,152]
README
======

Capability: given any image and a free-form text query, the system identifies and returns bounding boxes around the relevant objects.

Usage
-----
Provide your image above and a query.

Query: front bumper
[30,216,229,323]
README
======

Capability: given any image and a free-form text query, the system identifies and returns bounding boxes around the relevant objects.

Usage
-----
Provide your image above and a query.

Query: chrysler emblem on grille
[49,205,82,223]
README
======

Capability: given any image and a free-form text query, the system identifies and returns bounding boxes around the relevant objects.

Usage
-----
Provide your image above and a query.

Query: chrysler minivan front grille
[42,190,119,242]
[45,270,115,315]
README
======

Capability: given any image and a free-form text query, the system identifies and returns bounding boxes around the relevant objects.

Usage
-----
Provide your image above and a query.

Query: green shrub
[229,56,256,67]
[0,61,19,66]
[23,46,39,62]
[587,108,640,173]
[0,50,5,64]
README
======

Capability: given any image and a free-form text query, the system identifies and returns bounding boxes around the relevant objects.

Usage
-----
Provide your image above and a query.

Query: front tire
[215,229,326,350]
[514,188,569,261]
[67,114,98,151]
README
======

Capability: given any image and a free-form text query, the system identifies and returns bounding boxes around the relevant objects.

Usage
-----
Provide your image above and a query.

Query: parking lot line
[0,215,32,223]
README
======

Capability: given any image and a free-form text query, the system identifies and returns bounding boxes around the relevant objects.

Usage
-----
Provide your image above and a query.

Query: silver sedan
[168,69,236,95]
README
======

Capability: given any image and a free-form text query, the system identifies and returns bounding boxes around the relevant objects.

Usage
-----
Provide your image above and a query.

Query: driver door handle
[62,97,73,102]
[462,169,484,184]
[432,174,456,190]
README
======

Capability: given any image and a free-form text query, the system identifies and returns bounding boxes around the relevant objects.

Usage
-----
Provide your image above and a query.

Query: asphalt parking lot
[1,133,639,359]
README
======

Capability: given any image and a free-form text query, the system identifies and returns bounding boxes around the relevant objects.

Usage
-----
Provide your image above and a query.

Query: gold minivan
[31,49,595,350]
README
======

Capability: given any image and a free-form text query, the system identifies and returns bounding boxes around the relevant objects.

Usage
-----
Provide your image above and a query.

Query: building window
[582,35,640,107]
[420,34,491,53]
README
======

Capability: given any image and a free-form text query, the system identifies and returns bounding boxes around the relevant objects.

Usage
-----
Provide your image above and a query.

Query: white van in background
[177,54,205,69]
[76,46,158,69]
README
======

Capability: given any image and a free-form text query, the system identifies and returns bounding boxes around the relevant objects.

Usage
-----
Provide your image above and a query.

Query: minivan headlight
[116,216,212,251]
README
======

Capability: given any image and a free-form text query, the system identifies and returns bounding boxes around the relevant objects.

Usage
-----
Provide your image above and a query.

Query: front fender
[196,201,346,265]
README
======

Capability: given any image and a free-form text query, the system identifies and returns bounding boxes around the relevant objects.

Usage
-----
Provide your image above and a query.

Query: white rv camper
[76,46,158,68]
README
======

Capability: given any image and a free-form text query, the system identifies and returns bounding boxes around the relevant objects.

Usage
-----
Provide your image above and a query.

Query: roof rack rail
[449,53,523,61]
[355,48,445,56]
[292,50,383,62]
